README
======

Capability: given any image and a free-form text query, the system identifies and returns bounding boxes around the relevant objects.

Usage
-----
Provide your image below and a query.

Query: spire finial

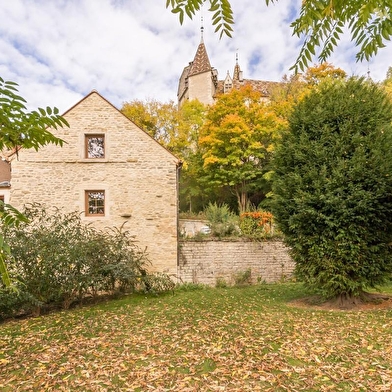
[200,15,204,42]
[236,49,239,64]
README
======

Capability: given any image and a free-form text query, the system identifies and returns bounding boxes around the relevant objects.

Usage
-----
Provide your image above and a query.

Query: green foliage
[0,77,67,154]
[215,277,228,288]
[166,0,234,38]
[0,203,29,287]
[175,282,207,291]
[290,0,392,72]
[121,98,179,150]
[233,268,252,286]
[200,85,281,212]
[139,273,176,294]
[272,78,392,298]
[168,1,392,73]
[0,204,154,317]
[0,77,68,287]
[121,98,213,214]
[239,210,275,239]
[176,100,212,213]
[204,202,238,237]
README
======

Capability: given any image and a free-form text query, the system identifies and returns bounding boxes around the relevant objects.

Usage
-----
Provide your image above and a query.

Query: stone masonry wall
[178,240,295,285]
[10,92,179,275]
[188,72,215,105]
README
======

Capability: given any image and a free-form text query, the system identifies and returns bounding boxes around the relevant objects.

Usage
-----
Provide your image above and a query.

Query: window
[85,190,105,216]
[85,134,105,158]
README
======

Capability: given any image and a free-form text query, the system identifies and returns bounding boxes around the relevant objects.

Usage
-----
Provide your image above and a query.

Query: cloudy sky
[1,0,392,113]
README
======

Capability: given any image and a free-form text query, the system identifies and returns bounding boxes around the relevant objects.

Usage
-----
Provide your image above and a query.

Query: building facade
[10,91,181,276]
[178,35,279,107]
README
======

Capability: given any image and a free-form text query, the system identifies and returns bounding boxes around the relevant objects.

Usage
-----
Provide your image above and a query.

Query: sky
[1,0,392,113]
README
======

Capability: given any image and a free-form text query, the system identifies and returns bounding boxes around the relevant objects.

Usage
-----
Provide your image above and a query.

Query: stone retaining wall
[178,240,295,286]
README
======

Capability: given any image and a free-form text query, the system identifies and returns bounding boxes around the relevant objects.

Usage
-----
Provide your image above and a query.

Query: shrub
[234,268,252,286]
[215,277,228,288]
[204,202,239,237]
[1,204,151,317]
[239,210,274,238]
[272,78,392,299]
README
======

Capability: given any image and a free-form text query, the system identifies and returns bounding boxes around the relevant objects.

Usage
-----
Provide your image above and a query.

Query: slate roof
[188,42,212,76]
[216,79,280,97]
[178,40,280,104]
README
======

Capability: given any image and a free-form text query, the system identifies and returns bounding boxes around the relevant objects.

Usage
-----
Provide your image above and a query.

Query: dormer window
[85,134,105,158]
[224,71,233,93]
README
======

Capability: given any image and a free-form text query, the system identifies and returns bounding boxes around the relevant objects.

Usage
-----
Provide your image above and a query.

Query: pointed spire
[201,15,204,43]
[233,49,241,81]
[188,23,212,76]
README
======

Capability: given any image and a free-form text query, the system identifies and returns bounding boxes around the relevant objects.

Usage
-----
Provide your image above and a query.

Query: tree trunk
[235,182,248,213]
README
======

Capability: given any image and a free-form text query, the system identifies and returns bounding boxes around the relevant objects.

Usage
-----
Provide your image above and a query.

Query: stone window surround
[85,190,105,217]
[85,133,105,159]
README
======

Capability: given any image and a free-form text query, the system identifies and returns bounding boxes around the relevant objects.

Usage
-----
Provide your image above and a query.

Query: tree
[272,77,392,303]
[303,62,347,85]
[270,63,347,121]
[167,0,392,72]
[200,85,283,213]
[0,77,68,286]
[121,98,214,212]
[121,99,179,149]
[176,100,211,212]
[381,66,392,100]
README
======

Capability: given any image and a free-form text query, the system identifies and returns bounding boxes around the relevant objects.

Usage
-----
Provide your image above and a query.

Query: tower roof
[233,52,241,80]
[188,42,212,76]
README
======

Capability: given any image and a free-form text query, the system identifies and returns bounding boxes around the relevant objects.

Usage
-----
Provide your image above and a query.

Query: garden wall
[178,240,295,286]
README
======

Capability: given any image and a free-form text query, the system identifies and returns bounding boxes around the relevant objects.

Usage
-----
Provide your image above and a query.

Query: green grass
[1,283,392,391]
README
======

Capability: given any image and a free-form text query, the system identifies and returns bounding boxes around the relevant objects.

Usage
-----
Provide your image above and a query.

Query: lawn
[1,283,392,391]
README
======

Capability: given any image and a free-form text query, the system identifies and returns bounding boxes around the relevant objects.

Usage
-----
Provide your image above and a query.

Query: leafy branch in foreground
[0,77,69,286]
[289,0,392,72]
[166,0,234,38]
[167,0,392,72]
[0,77,68,156]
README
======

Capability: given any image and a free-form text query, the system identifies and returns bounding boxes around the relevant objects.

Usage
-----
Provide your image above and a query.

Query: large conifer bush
[272,78,392,300]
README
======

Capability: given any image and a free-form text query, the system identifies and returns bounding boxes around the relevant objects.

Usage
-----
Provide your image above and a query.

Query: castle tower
[177,26,218,107]
[178,33,278,107]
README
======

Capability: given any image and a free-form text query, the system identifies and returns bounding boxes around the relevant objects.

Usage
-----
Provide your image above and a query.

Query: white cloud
[0,0,391,112]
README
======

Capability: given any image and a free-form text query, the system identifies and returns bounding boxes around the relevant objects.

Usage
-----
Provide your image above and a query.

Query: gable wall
[10,93,179,276]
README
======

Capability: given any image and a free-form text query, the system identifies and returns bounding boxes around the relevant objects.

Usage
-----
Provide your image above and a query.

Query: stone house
[9,91,181,276]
